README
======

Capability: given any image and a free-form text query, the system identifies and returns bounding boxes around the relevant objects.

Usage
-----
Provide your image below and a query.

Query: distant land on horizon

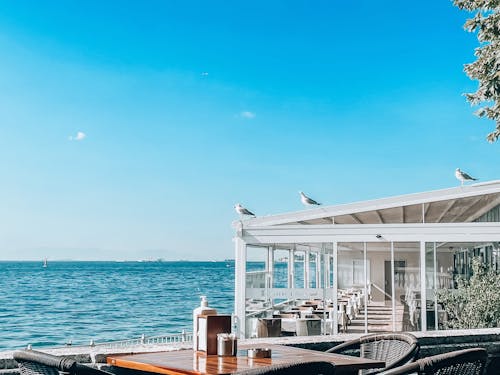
[0,258,236,262]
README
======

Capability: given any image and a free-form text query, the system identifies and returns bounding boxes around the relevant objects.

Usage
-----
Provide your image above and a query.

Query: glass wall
[338,243,367,334]
[242,240,499,338]
[294,249,305,288]
[425,242,499,331]
[244,243,331,338]
[366,242,391,333]
[245,245,270,337]
[272,249,290,289]
[394,242,421,332]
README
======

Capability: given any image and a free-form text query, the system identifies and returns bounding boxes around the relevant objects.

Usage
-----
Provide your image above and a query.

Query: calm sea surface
[0,261,235,351]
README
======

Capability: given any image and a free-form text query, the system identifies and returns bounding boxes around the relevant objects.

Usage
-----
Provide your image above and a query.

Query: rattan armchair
[236,361,335,375]
[378,348,487,375]
[14,349,113,375]
[325,333,419,374]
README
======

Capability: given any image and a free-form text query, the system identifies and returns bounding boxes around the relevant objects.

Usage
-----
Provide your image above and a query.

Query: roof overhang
[241,222,500,244]
[233,180,500,228]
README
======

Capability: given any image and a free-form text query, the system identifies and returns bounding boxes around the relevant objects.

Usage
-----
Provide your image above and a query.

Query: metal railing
[370,282,393,301]
[92,331,193,349]
[28,331,194,350]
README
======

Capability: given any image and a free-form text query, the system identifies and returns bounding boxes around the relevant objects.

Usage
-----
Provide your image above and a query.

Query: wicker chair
[325,333,419,374]
[236,361,335,375]
[14,349,113,375]
[378,348,487,375]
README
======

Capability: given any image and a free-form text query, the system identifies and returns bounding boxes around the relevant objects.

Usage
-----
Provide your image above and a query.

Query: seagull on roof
[299,191,321,206]
[234,203,256,217]
[455,168,477,186]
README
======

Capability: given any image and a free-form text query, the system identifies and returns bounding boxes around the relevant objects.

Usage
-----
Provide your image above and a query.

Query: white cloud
[240,111,256,119]
[69,131,86,141]
[75,131,86,141]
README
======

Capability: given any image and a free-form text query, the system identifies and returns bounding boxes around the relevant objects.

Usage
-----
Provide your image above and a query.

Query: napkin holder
[196,314,231,355]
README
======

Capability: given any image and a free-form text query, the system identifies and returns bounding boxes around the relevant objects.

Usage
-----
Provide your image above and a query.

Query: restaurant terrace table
[107,344,385,375]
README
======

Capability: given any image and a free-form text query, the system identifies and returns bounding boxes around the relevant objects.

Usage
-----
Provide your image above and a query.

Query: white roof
[236,180,500,228]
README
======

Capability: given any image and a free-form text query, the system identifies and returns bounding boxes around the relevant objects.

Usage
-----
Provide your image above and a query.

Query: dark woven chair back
[326,333,419,374]
[14,350,112,375]
[236,361,335,375]
[16,360,60,375]
[378,348,487,375]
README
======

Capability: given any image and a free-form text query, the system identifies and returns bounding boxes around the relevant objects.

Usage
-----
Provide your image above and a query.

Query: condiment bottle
[193,296,217,351]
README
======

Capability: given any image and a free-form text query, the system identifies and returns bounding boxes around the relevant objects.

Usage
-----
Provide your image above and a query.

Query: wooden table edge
[107,356,199,375]
[106,345,386,374]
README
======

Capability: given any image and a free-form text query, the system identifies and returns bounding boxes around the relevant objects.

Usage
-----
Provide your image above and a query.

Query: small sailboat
[43,258,48,268]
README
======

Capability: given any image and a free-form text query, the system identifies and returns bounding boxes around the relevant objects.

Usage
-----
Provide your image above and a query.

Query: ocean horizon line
[0,259,236,263]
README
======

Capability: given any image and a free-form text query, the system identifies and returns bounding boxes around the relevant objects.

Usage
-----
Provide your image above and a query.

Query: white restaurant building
[232,181,500,339]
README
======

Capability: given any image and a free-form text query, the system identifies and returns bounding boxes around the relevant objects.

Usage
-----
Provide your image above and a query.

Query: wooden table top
[107,344,385,375]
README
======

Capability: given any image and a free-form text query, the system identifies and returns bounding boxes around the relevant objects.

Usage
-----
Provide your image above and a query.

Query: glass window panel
[434,242,499,331]
[244,243,333,339]
[394,242,421,332]
[244,246,270,338]
[307,251,322,288]
[366,242,390,333]
[272,249,289,288]
[435,244,454,329]
[338,243,366,334]
[294,250,305,288]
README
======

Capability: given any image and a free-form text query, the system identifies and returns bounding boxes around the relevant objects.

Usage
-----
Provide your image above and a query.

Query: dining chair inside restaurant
[256,318,282,337]
[295,318,322,336]
[14,349,113,375]
[377,348,487,375]
[236,360,336,375]
[325,332,419,374]
[337,304,349,333]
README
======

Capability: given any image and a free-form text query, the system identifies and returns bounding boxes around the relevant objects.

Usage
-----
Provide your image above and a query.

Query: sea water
[0,261,235,350]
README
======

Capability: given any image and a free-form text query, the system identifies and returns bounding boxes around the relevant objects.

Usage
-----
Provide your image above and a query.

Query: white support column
[323,248,329,291]
[320,247,327,335]
[304,249,310,288]
[333,241,338,335]
[391,242,396,331]
[326,253,331,288]
[420,241,427,332]
[316,252,321,288]
[325,253,329,288]
[288,249,294,288]
[433,242,438,330]
[364,242,368,334]
[268,246,274,288]
[267,246,274,306]
[234,236,246,339]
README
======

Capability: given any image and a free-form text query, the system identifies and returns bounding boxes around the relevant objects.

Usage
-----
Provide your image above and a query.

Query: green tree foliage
[437,257,500,329]
[454,0,500,142]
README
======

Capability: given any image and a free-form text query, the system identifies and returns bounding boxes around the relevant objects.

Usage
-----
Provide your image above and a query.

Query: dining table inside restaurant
[107,344,385,375]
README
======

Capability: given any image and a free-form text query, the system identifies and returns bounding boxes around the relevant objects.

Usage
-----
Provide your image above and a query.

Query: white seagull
[455,168,477,186]
[234,203,256,217]
[299,191,321,206]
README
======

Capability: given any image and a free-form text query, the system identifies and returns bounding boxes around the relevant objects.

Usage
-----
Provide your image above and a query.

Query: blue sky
[0,1,498,261]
